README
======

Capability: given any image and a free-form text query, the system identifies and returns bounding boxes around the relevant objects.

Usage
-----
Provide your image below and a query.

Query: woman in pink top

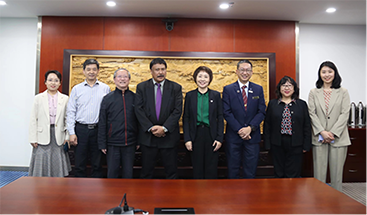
[28,70,71,177]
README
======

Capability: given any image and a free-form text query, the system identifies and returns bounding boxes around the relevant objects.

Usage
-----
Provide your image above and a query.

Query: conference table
[0,177,365,214]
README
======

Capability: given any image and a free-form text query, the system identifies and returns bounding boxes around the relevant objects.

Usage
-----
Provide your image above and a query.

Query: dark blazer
[222,81,266,144]
[183,88,224,143]
[263,99,312,151]
[134,78,183,148]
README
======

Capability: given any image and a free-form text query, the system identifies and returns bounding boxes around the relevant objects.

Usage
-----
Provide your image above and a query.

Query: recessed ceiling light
[326,8,336,13]
[106,1,116,7]
[220,3,230,9]
[0,1,7,6]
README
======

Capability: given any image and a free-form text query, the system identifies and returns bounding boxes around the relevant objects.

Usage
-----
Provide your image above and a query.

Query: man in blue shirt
[67,59,111,177]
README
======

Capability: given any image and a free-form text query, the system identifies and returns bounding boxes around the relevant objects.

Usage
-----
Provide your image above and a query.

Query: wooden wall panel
[39,17,105,92]
[104,17,170,51]
[169,18,234,52]
[234,20,296,86]
[40,17,296,94]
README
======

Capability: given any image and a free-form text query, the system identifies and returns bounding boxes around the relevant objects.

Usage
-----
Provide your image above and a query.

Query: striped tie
[242,85,247,111]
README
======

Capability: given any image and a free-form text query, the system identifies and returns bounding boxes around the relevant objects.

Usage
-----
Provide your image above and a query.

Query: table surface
[0,177,365,214]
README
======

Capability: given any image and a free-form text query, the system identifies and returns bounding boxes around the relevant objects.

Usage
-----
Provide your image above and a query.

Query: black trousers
[191,125,218,179]
[271,134,303,178]
[140,145,177,179]
[106,144,135,178]
[74,123,102,178]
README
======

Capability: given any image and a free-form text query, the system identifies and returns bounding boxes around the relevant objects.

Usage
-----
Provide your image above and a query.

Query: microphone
[123,193,129,212]
[123,193,134,214]
[105,193,134,214]
[113,207,122,214]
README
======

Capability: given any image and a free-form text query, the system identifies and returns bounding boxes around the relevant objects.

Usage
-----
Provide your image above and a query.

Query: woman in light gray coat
[308,61,350,191]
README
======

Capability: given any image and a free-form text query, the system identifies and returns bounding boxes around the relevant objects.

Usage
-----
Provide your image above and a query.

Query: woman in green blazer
[183,66,224,179]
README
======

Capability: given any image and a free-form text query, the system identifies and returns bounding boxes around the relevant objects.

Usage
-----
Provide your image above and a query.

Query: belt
[76,122,98,129]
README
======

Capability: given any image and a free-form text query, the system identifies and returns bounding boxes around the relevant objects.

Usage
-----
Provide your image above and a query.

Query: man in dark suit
[135,58,183,179]
[222,59,266,179]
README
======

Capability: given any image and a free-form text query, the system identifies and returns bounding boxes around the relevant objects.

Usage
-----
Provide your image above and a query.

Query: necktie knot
[156,83,161,88]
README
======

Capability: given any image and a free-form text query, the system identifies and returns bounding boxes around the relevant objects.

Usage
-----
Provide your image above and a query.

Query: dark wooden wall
[39,16,296,92]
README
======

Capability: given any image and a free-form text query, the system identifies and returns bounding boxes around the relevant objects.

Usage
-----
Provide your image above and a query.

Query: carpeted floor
[0,170,28,188]
[342,182,366,205]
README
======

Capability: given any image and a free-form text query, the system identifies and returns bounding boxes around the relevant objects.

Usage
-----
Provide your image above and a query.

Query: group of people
[28,58,350,192]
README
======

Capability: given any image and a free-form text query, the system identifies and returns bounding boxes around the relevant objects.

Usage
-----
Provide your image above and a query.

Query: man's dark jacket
[98,88,138,149]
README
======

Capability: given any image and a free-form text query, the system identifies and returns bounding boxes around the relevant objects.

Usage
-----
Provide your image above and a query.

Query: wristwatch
[250,125,256,132]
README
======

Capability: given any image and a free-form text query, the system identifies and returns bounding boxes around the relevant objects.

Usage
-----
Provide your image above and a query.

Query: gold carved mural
[69,55,270,132]
[69,56,269,101]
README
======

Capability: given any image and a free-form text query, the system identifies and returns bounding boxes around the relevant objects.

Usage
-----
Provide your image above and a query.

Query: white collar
[238,80,249,89]
[152,79,165,87]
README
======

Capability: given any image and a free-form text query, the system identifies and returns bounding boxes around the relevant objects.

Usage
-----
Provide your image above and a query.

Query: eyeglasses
[281,84,293,89]
[85,67,98,71]
[115,75,129,79]
[238,69,252,74]
[47,79,60,83]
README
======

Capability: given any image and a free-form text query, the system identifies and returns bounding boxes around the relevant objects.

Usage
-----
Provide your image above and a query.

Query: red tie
[242,86,247,111]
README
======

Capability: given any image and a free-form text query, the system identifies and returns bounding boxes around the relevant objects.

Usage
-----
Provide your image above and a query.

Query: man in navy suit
[222,59,266,179]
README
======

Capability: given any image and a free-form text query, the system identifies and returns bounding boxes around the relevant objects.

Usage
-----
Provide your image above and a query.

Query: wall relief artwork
[64,50,275,98]
[63,50,276,132]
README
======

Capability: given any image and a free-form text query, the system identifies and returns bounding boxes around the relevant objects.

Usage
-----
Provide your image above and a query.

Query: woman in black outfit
[263,76,311,178]
[183,66,224,179]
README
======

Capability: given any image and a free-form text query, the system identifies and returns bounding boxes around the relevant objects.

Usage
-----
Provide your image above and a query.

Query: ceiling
[0,0,365,25]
